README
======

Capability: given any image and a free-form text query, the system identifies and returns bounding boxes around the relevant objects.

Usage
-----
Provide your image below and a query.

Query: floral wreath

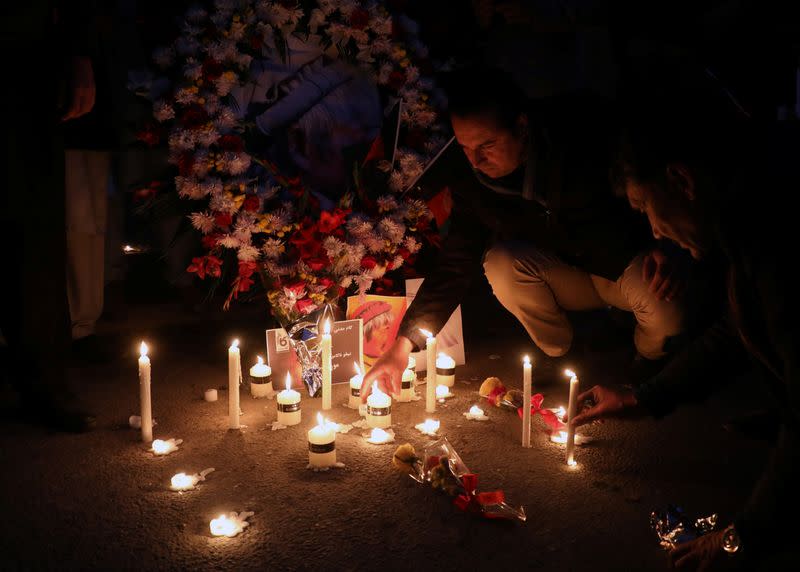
[131,0,449,325]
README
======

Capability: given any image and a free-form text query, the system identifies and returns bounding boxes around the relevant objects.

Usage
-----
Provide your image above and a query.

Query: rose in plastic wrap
[650,505,718,550]
[392,437,526,522]
[479,377,565,432]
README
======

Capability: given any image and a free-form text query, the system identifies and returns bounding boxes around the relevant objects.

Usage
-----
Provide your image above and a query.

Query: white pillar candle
[420,329,437,413]
[308,413,336,468]
[366,382,392,429]
[138,342,153,443]
[349,362,363,409]
[321,319,332,410]
[522,355,532,448]
[204,389,218,402]
[276,373,301,426]
[249,356,272,398]
[436,352,456,387]
[565,369,580,466]
[228,339,241,429]
[400,368,415,401]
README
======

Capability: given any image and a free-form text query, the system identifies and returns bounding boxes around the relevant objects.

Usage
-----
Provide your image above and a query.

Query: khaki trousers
[65,149,111,340]
[483,241,685,359]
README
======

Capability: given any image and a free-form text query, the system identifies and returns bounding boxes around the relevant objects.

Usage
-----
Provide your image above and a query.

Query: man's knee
[623,256,686,336]
[482,243,518,289]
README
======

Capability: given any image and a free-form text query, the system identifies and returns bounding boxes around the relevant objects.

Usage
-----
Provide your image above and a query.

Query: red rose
[202,58,223,81]
[398,247,411,260]
[388,70,406,90]
[180,104,209,128]
[218,134,244,153]
[318,277,335,290]
[242,195,260,212]
[360,256,378,270]
[318,207,349,234]
[295,297,316,315]
[214,212,233,228]
[350,8,370,30]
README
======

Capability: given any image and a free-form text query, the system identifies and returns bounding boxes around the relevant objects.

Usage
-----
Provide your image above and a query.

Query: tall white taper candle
[565,369,579,466]
[138,341,153,442]
[420,329,437,413]
[522,355,532,448]
[228,339,241,429]
[321,319,332,410]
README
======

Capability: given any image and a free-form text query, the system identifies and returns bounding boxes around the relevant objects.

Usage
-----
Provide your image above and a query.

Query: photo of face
[351,300,397,359]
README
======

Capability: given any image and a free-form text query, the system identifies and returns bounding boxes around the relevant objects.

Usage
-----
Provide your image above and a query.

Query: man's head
[443,66,529,179]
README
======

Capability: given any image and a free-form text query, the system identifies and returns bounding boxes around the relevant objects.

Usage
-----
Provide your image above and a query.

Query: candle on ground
[209,511,253,537]
[366,382,392,429]
[228,339,241,429]
[564,369,580,466]
[415,419,440,436]
[366,427,393,444]
[436,352,456,387]
[249,356,272,398]
[436,385,453,401]
[276,373,301,426]
[204,389,218,402]
[308,413,337,468]
[349,362,363,409]
[400,368,415,401]
[151,438,181,455]
[464,405,488,421]
[170,473,194,491]
[321,319,332,410]
[420,329,437,413]
[522,355,532,448]
[138,342,153,443]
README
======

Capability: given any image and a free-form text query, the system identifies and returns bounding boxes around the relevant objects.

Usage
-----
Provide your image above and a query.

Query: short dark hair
[440,65,528,130]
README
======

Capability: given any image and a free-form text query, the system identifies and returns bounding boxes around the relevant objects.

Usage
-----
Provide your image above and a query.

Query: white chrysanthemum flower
[201,178,226,200]
[370,37,392,56]
[363,233,384,253]
[378,218,406,244]
[392,255,405,270]
[175,177,202,199]
[339,275,353,289]
[189,212,216,233]
[152,47,175,69]
[175,36,201,56]
[322,235,346,257]
[377,62,393,85]
[262,238,285,259]
[405,65,420,84]
[341,242,366,274]
[404,235,421,253]
[355,274,373,296]
[168,130,197,152]
[270,207,292,230]
[174,87,199,105]
[218,235,240,248]
[346,216,373,237]
[213,107,238,132]
[226,152,251,175]
[400,88,420,107]
[185,6,208,23]
[214,71,239,96]
[411,108,437,128]
[183,60,203,81]
[153,100,175,122]
[196,126,221,147]
[237,244,260,261]
[376,195,399,212]
[235,211,258,232]
[190,150,210,177]
[374,15,393,36]
[388,170,405,192]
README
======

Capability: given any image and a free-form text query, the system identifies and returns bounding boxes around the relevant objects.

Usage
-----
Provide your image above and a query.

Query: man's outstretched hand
[570,385,642,427]
[360,336,414,402]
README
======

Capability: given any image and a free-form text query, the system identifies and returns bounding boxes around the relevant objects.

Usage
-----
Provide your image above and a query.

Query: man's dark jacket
[398,95,651,350]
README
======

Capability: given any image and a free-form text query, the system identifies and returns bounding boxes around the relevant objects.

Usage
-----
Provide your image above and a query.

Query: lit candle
[366,382,392,429]
[209,511,253,537]
[138,342,153,443]
[228,339,241,429]
[400,368,415,401]
[436,352,456,387]
[550,431,568,444]
[522,355,532,448]
[170,472,195,491]
[366,427,393,444]
[415,419,440,436]
[249,356,272,398]
[151,438,181,455]
[308,412,337,468]
[464,405,489,421]
[321,319,332,410]
[436,384,453,400]
[420,329,437,413]
[565,369,580,466]
[349,362,363,409]
[276,373,301,426]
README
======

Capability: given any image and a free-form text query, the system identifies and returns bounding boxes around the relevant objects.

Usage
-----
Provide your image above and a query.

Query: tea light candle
[170,472,194,491]
[366,382,392,429]
[463,405,489,421]
[436,352,456,387]
[138,342,153,443]
[551,430,568,444]
[249,356,272,398]
[321,319,332,410]
[151,438,182,455]
[522,355,532,448]
[420,329,437,413]
[435,384,453,401]
[228,339,241,429]
[565,369,580,466]
[308,413,336,468]
[209,511,253,537]
[349,362,363,409]
[415,419,440,436]
[204,389,218,402]
[366,427,394,444]
[276,373,301,426]
[400,368,415,401]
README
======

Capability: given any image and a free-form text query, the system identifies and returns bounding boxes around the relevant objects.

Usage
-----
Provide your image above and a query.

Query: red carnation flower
[218,134,244,153]
[318,208,349,234]
[318,277,335,290]
[360,256,378,270]
[214,212,233,228]
[350,8,370,30]
[397,247,412,260]
[242,195,260,212]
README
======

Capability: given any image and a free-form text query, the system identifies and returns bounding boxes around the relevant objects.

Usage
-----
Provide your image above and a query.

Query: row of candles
[136,326,581,535]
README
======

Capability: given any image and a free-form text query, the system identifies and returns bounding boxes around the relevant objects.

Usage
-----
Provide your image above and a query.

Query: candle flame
[139,341,148,357]
[353,362,362,376]
[419,328,433,338]
[316,412,324,427]
[523,355,531,365]
[564,369,576,379]
[551,431,568,444]
[323,319,330,335]
[210,514,237,537]
[567,459,578,468]
[285,372,291,391]
[256,356,264,365]
[231,339,239,349]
